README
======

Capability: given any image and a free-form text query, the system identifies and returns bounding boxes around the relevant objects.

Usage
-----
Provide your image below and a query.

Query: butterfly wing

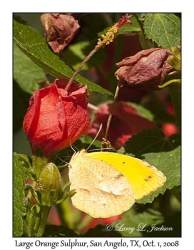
[88,152,166,200]
[69,151,135,218]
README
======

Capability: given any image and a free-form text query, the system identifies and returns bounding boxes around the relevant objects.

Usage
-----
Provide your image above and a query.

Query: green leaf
[13,153,27,236]
[144,14,180,49]
[125,128,180,203]
[62,41,91,71]
[113,207,181,237]
[14,43,46,94]
[16,154,32,169]
[128,102,154,121]
[62,41,106,71]
[13,17,112,96]
[113,208,164,236]
[43,225,78,237]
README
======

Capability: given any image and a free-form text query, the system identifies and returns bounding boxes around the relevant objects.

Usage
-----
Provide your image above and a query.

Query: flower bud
[41,13,80,53]
[37,163,62,206]
[115,48,173,90]
[23,79,91,157]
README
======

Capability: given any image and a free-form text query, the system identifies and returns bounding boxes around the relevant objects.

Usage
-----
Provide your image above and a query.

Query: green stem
[76,214,93,234]
[133,14,152,49]
[36,206,51,236]
[57,199,82,229]
[24,204,51,236]
[159,79,180,89]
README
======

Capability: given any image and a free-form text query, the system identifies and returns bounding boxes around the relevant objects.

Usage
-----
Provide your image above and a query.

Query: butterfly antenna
[54,153,71,163]
[69,138,77,153]
[86,124,103,151]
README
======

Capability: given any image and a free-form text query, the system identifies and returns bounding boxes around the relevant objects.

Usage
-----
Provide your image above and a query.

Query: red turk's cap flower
[87,102,156,150]
[41,13,80,53]
[115,48,173,90]
[23,79,91,157]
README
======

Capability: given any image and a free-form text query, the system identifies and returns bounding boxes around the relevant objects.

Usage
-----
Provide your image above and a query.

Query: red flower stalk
[115,14,133,28]
[95,14,133,49]
[23,79,90,157]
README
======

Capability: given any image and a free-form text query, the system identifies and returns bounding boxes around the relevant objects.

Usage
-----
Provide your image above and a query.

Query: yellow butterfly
[68,149,166,218]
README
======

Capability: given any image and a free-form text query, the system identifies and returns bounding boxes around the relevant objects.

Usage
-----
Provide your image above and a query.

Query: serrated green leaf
[125,128,180,203]
[13,17,112,96]
[13,153,27,236]
[144,14,180,49]
[17,154,32,169]
[14,44,46,94]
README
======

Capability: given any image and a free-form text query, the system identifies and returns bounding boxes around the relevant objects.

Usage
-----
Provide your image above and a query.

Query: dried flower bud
[41,13,80,53]
[115,48,173,90]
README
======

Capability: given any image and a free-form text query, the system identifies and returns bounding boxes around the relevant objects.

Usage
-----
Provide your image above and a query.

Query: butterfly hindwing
[69,151,135,218]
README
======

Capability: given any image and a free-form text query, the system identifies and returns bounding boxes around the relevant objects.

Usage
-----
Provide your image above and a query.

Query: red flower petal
[162,123,178,137]
[87,102,156,149]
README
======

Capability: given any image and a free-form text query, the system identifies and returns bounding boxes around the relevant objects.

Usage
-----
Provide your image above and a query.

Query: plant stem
[104,83,121,139]
[76,214,93,234]
[65,47,100,91]
[158,79,180,89]
[133,14,151,49]
[36,206,51,236]
[87,103,98,112]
